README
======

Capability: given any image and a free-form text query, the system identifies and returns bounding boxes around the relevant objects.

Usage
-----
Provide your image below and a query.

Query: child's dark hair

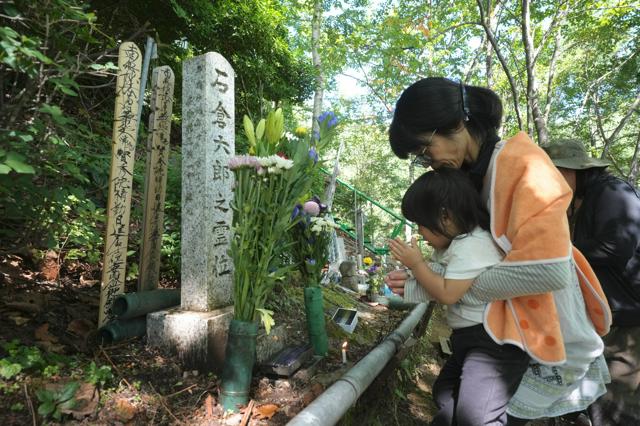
[401,168,490,238]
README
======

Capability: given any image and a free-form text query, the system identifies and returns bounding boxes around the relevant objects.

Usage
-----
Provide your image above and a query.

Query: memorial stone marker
[147,52,236,370]
[180,54,235,310]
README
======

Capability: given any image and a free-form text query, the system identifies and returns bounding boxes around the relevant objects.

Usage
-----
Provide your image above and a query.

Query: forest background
[1,0,638,282]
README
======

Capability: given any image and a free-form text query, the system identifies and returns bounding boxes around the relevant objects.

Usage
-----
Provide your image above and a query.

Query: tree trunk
[484,0,493,86]
[627,132,640,187]
[311,0,324,134]
[543,29,562,125]
[628,131,640,186]
[324,140,344,211]
[483,0,501,87]
[601,92,640,158]
[521,0,549,145]
[476,0,522,129]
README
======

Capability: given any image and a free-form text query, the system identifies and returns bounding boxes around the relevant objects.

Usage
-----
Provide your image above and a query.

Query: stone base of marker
[147,307,288,372]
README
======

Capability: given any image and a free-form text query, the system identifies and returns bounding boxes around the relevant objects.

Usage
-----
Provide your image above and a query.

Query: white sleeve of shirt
[443,229,504,280]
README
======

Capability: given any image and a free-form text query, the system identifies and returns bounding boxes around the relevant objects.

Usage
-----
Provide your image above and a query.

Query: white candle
[341,341,348,363]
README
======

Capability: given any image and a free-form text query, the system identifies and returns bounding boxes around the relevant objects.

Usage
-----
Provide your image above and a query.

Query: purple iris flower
[318,111,336,124]
[318,112,330,123]
[291,204,302,220]
[309,147,319,164]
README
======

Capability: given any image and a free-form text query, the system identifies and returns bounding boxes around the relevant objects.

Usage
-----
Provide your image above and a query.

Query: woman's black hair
[389,77,503,159]
[401,167,490,239]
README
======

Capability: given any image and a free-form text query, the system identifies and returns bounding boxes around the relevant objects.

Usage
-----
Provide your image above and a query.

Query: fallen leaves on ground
[35,323,65,353]
[35,323,58,342]
[114,397,137,422]
[67,318,94,339]
[253,403,279,420]
[205,394,214,419]
[62,382,99,419]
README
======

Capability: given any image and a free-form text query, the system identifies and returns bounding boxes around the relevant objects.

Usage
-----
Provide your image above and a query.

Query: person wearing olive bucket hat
[543,139,640,426]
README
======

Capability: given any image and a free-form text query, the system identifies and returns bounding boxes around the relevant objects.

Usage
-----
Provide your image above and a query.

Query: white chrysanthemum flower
[275,156,294,170]
[256,155,293,172]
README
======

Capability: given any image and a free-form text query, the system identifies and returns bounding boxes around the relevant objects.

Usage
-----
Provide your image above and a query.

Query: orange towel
[484,132,610,364]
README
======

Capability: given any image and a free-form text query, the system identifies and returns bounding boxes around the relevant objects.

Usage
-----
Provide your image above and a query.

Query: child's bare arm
[389,237,473,304]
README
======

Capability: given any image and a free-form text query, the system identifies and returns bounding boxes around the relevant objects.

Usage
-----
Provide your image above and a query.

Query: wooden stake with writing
[138,66,175,292]
[99,42,142,327]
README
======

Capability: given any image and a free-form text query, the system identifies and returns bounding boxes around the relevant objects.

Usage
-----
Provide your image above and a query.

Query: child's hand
[389,237,423,270]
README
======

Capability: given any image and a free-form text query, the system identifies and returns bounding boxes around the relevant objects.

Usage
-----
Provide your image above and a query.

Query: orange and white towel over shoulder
[483,132,610,365]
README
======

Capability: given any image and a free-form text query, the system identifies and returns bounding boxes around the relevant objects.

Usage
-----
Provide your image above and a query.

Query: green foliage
[36,381,79,421]
[0,0,113,261]
[0,340,112,420]
[84,361,113,387]
[0,340,47,379]
[0,340,82,383]
[89,0,315,117]
[1,0,316,283]
[10,402,24,412]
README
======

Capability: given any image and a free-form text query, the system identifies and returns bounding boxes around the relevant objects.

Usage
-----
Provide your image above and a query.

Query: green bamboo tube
[220,319,258,412]
[304,286,329,356]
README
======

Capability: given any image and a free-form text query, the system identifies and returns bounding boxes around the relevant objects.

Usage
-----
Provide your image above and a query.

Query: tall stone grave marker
[147,52,235,371]
[138,66,175,291]
[181,53,235,308]
[99,42,142,327]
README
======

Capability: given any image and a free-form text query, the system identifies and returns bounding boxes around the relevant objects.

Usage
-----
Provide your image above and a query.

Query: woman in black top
[544,139,640,426]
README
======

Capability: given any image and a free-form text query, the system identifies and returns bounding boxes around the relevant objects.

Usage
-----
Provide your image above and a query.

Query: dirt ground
[0,252,438,425]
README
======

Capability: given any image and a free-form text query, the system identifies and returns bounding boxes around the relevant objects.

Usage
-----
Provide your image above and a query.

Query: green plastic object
[98,317,147,344]
[304,287,329,356]
[112,289,180,320]
[220,319,258,412]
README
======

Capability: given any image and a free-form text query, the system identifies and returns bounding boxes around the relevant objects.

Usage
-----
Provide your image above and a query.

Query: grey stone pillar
[147,53,236,372]
[180,52,235,311]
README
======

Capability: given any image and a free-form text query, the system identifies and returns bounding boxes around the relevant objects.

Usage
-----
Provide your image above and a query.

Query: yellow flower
[294,126,308,137]
[363,257,373,265]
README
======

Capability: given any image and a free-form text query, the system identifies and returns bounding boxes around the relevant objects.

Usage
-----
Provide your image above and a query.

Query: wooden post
[99,42,142,327]
[138,66,175,292]
[355,207,364,270]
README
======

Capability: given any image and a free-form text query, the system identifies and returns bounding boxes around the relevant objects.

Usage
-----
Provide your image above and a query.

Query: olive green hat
[542,139,610,170]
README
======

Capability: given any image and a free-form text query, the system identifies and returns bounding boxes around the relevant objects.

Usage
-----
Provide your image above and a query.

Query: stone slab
[147,307,288,372]
[147,306,234,372]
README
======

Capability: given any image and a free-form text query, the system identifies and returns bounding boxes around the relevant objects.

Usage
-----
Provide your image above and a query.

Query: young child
[389,168,530,425]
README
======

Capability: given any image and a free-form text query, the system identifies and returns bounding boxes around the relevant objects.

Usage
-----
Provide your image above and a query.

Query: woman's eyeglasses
[411,129,437,168]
